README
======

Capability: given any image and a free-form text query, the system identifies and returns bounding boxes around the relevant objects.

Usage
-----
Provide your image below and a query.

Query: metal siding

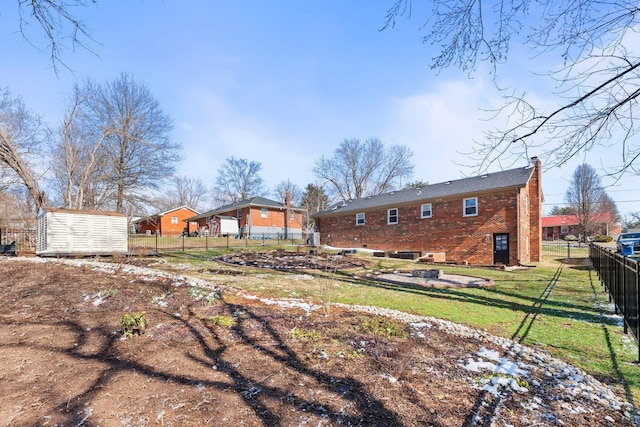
[91,215,110,251]
[35,208,128,256]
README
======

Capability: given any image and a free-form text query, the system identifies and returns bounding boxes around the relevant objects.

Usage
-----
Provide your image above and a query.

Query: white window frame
[387,208,399,225]
[561,225,569,234]
[356,212,365,226]
[261,208,268,218]
[421,203,432,218]
[171,216,178,224]
[463,197,478,217]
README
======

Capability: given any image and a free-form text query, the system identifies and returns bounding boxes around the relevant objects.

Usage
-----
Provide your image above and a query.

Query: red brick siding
[211,207,303,235]
[317,161,542,266]
[527,159,542,262]
[319,190,524,265]
[136,207,198,236]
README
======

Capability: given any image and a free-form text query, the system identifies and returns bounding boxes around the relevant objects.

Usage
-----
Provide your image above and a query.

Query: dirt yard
[0,255,635,426]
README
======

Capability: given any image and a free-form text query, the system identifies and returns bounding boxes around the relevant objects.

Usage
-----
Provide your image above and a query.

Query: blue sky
[2,1,639,218]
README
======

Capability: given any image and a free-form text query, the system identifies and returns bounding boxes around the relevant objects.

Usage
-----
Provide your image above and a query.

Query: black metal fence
[590,243,640,358]
[0,229,36,252]
[128,232,310,253]
[542,241,590,259]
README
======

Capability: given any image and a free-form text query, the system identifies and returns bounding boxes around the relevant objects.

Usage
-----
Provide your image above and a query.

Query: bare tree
[549,206,576,216]
[565,164,606,240]
[598,192,621,229]
[81,73,182,213]
[313,138,414,201]
[15,0,98,71]
[624,212,640,231]
[151,176,208,212]
[384,0,640,177]
[49,85,112,209]
[215,157,266,204]
[0,88,47,211]
[273,179,302,206]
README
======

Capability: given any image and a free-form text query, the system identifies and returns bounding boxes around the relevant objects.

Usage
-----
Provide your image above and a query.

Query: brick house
[542,212,621,241]
[133,206,199,236]
[186,192,305,238]
[312,158,543,266]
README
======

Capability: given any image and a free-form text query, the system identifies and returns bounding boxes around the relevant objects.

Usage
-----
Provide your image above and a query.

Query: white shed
[36,207,128,256]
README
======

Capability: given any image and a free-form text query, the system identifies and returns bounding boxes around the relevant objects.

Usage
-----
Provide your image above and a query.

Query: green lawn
[161,249,640,404]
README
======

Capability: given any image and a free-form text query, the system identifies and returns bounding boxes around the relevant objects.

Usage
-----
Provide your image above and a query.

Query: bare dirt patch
[0,257,634,426]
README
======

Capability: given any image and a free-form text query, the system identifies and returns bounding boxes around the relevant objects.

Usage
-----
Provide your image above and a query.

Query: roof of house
[313,165,536,218]
[186,196,304,222]
[542,212,612,227]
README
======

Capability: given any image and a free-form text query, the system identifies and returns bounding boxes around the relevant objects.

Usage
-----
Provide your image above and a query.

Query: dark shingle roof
[186,196,303,221]
[313,165,535,218]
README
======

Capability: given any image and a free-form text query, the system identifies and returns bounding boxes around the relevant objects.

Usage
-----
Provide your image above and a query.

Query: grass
[158,249,640,404]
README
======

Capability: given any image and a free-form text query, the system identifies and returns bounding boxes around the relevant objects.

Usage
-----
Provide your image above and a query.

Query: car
[616,232,640,253]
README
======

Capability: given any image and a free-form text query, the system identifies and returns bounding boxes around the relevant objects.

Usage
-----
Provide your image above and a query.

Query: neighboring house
[542,212,621,241]
[186,192,305,238]
[312,158,543,266]
[133,206,199,236]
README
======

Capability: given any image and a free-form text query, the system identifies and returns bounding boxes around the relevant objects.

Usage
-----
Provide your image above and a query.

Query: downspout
[516,189,521,265]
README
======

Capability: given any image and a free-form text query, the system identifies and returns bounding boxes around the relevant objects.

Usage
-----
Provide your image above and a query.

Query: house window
[463,198,478,217]
[561,226,568,234]
[421,203,432,218]
[356,212,365,225]
[171,216,178,224]
[388,208,398,224]
[261,208,268,218]
[290,210,294,220]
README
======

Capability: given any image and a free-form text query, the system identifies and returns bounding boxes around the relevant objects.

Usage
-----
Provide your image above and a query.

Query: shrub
[210,315,235,327]
[563,234,578,241]
[591,234,613,242]
[120,311,148,338]
[361,317,408,339]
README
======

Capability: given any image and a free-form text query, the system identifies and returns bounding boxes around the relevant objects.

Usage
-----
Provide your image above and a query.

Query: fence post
[226,234,229,249]
[182,235,185,252]
[637,263,640,362]
[567,241,571,259]
[206,234,208,251]
[623,257,627,334]
[155,233,158,253]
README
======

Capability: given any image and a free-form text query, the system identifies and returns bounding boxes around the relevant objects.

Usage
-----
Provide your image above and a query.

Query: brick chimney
[284,190,291,239]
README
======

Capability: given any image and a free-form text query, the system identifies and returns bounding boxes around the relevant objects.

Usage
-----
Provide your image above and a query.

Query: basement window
[421,203,432,218]
[388,208,398,225]
[356,212,365,226]
[463,198,478,217]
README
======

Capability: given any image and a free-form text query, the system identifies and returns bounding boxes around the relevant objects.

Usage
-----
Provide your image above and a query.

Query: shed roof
[39,206,126,217]
[313,165,535,218]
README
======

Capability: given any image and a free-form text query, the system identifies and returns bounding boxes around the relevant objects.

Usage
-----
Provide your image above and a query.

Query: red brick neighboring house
[542,212,621,241]
[312,158,543,266]
[133,206,199,236]
[185,192,305,238]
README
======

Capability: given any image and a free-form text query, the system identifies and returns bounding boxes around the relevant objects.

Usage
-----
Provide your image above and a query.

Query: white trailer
[36,207,128,256]
[212,215,239,237]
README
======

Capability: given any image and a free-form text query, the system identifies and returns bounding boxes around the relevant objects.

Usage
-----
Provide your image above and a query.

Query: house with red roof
[541,212,621,241]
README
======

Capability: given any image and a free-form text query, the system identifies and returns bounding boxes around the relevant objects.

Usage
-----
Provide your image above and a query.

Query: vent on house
[445,181,451,185]
[480,174,488,179]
